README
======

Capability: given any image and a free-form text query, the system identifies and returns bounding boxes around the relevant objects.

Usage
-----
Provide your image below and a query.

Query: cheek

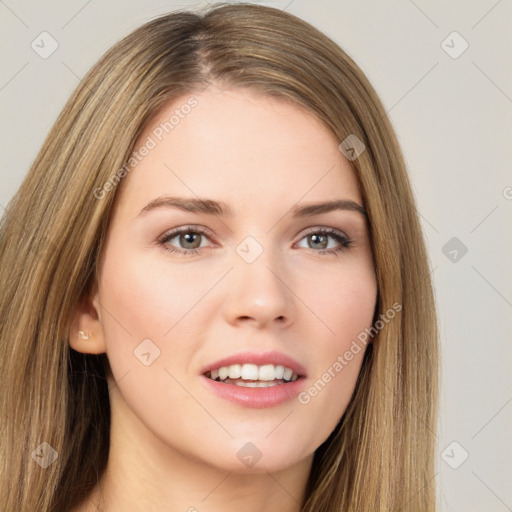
[96,251,214,410]
[99,248,223,347]
[292,261,376,440]
[97,251,214,446]
[298,256,377,344]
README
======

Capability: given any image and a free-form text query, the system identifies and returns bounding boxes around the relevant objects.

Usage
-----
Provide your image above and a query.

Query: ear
[69,283,107,355]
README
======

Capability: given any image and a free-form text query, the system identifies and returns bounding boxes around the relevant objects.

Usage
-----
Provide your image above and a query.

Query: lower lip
[200,375,306,408]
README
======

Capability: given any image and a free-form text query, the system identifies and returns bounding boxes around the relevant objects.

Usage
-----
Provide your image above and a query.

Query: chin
[197,437,312,474]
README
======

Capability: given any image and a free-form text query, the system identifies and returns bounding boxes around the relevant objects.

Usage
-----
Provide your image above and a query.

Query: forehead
[113,86,362,222]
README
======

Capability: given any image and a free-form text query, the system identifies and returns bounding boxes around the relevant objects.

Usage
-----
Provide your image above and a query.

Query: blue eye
[158,226,213,256]
[158,226,352,256]
[296,228,352,255]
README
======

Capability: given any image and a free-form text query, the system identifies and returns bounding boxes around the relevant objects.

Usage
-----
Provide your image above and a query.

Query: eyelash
[157,226,353,257]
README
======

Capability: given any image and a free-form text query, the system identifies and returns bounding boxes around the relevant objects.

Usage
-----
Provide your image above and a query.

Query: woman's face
[94,86,377,473]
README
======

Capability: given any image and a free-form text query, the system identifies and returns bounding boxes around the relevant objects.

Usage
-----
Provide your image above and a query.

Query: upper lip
[201,350,307,377]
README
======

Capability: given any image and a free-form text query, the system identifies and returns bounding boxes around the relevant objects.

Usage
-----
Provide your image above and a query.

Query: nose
[221,242,294,329]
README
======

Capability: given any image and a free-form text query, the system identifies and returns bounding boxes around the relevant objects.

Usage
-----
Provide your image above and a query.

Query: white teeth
[228,364,242,379]
[234,380,279,387]
[258,364,275,381]
[241,364,259,380]
[208,363,299,383]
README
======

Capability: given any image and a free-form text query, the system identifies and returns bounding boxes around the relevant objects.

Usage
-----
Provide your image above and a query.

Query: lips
[199,351,307,407]
[201,351,306,381]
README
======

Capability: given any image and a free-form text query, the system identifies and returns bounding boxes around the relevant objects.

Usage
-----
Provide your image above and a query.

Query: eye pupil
[181,232,201,249]
[309,234,327,249]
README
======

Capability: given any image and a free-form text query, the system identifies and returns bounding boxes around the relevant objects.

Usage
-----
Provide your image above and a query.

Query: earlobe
[68,289,107,355]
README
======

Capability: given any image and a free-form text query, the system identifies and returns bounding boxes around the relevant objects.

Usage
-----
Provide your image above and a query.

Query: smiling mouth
[205,363,300,387]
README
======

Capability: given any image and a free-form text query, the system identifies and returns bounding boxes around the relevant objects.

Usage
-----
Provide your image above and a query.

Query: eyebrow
[137,196,367,219]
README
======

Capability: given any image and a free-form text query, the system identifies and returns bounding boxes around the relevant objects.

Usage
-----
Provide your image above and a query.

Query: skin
[69,85,377,512]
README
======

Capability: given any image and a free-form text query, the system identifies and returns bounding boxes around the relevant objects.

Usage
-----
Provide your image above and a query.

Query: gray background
[1,1,511,510]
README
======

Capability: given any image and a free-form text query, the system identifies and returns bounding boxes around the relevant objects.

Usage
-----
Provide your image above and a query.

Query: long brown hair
[0,3,438,510]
